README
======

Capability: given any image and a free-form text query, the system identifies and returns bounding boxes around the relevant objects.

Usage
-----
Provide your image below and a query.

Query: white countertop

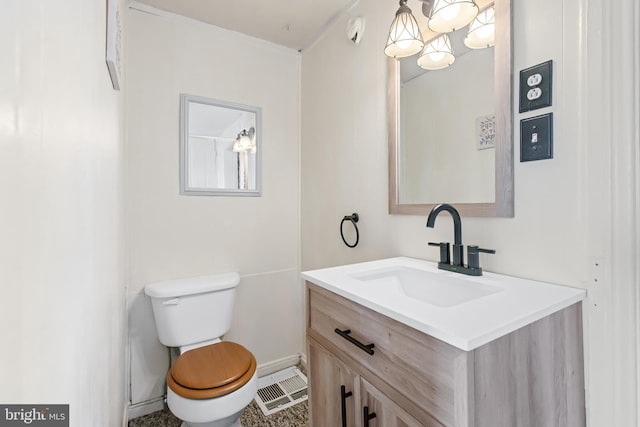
[302,257,587,351]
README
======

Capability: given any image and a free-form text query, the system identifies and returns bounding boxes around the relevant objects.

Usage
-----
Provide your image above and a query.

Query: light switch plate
[519,60,553,113]
[520,113,553,162]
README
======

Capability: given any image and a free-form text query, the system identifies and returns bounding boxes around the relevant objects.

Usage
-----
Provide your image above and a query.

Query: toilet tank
[145,272,240,348]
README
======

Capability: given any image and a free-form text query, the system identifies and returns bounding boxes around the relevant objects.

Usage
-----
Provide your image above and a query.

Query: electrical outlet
[519,60,552,113]
[520,113,553,162]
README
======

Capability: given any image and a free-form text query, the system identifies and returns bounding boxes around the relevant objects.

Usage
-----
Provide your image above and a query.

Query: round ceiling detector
[347,17,365,45]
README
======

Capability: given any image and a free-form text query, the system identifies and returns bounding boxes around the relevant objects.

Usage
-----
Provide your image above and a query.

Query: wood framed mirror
[388,0,513,217]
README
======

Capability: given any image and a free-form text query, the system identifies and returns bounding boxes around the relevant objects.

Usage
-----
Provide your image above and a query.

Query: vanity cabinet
[307,338,358,426]
[306,282,586,427]
[359,377,425,427]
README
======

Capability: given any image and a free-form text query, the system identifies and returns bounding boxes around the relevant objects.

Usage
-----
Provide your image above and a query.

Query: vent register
[254,367,308,416]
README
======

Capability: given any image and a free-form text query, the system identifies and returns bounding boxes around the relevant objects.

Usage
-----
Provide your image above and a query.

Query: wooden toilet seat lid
[168,341,256,399]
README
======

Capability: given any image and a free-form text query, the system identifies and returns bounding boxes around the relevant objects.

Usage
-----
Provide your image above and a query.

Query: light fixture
[464,6,495,49]
[417,34,455,70]
[384,0,425,58]
[427,0,479,33]
[233,129,252,152]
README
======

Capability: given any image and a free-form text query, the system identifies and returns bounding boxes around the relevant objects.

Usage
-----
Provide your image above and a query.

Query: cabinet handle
[340,385,353,427]
[363,406,377,427]
[334,328,375,355]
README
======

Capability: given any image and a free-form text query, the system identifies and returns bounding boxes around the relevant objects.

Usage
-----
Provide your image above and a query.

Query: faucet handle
[428,242,451,265]
[467,245,495,269]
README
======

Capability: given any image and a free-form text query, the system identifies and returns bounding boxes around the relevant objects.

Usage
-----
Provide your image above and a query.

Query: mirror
[388,0,513,217]
[180,94,262,196]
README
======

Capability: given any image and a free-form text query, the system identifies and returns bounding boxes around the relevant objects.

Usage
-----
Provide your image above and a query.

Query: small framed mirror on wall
[180,94,262,196]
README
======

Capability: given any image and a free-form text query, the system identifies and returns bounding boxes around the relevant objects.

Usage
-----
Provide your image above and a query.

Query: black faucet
[426,203,464,266]
[426,203,495,276]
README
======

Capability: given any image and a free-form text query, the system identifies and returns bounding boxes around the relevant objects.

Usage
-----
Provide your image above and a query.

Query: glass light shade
[233,130,252,152]
[464,6,495,48]
[428,0,479,33]
[384,0,425,58]
[417,34,456,70]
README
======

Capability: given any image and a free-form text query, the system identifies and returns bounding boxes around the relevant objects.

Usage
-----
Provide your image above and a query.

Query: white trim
[256,353,304,377]
[239,267,298,279]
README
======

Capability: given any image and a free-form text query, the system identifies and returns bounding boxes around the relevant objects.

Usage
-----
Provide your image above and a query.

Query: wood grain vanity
[303,258,586,427]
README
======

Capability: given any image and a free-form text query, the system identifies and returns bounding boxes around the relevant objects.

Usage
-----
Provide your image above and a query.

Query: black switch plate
[519,60,553,113]
[520,113,553,162]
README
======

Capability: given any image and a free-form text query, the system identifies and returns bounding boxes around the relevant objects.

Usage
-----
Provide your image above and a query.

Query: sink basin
[351,266,501,307]
[302,257,587,350]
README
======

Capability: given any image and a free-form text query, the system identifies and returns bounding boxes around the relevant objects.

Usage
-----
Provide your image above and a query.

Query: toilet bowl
[145,273,257,427]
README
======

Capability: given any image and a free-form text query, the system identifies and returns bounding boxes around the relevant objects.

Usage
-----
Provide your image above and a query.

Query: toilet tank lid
[144,272,240,299]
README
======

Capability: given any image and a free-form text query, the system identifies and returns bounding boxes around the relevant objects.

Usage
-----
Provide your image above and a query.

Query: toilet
[145,272,257,427]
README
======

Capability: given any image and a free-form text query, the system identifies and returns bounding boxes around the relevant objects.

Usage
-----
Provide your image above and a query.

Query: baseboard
[256,353,304,377]
[299,352,307,372]
[127,397,165,420]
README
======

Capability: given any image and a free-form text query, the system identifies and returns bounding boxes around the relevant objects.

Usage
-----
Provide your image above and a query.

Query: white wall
[125,6,302,410]
[0,1,127,425]
[301,1,396,269]
[301,0,638,426]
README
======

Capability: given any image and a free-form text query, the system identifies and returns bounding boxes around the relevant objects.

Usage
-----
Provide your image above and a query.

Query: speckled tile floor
[128,399,308,427]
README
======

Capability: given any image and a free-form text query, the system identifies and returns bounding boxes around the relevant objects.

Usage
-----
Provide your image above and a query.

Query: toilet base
[179,414,242,427]
[167,372,257,427]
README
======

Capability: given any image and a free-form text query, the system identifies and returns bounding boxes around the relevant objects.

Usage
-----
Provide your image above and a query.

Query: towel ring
[340,213,359,248]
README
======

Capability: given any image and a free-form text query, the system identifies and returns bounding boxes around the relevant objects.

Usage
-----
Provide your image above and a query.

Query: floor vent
[255,367,308,416]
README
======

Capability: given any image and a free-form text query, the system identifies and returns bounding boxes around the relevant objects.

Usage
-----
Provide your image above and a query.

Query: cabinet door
[308,338,359,427]
[360,378,441,427]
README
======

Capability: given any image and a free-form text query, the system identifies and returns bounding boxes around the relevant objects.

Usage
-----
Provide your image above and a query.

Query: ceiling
[130,0,494,52]
[130,0,358,51]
